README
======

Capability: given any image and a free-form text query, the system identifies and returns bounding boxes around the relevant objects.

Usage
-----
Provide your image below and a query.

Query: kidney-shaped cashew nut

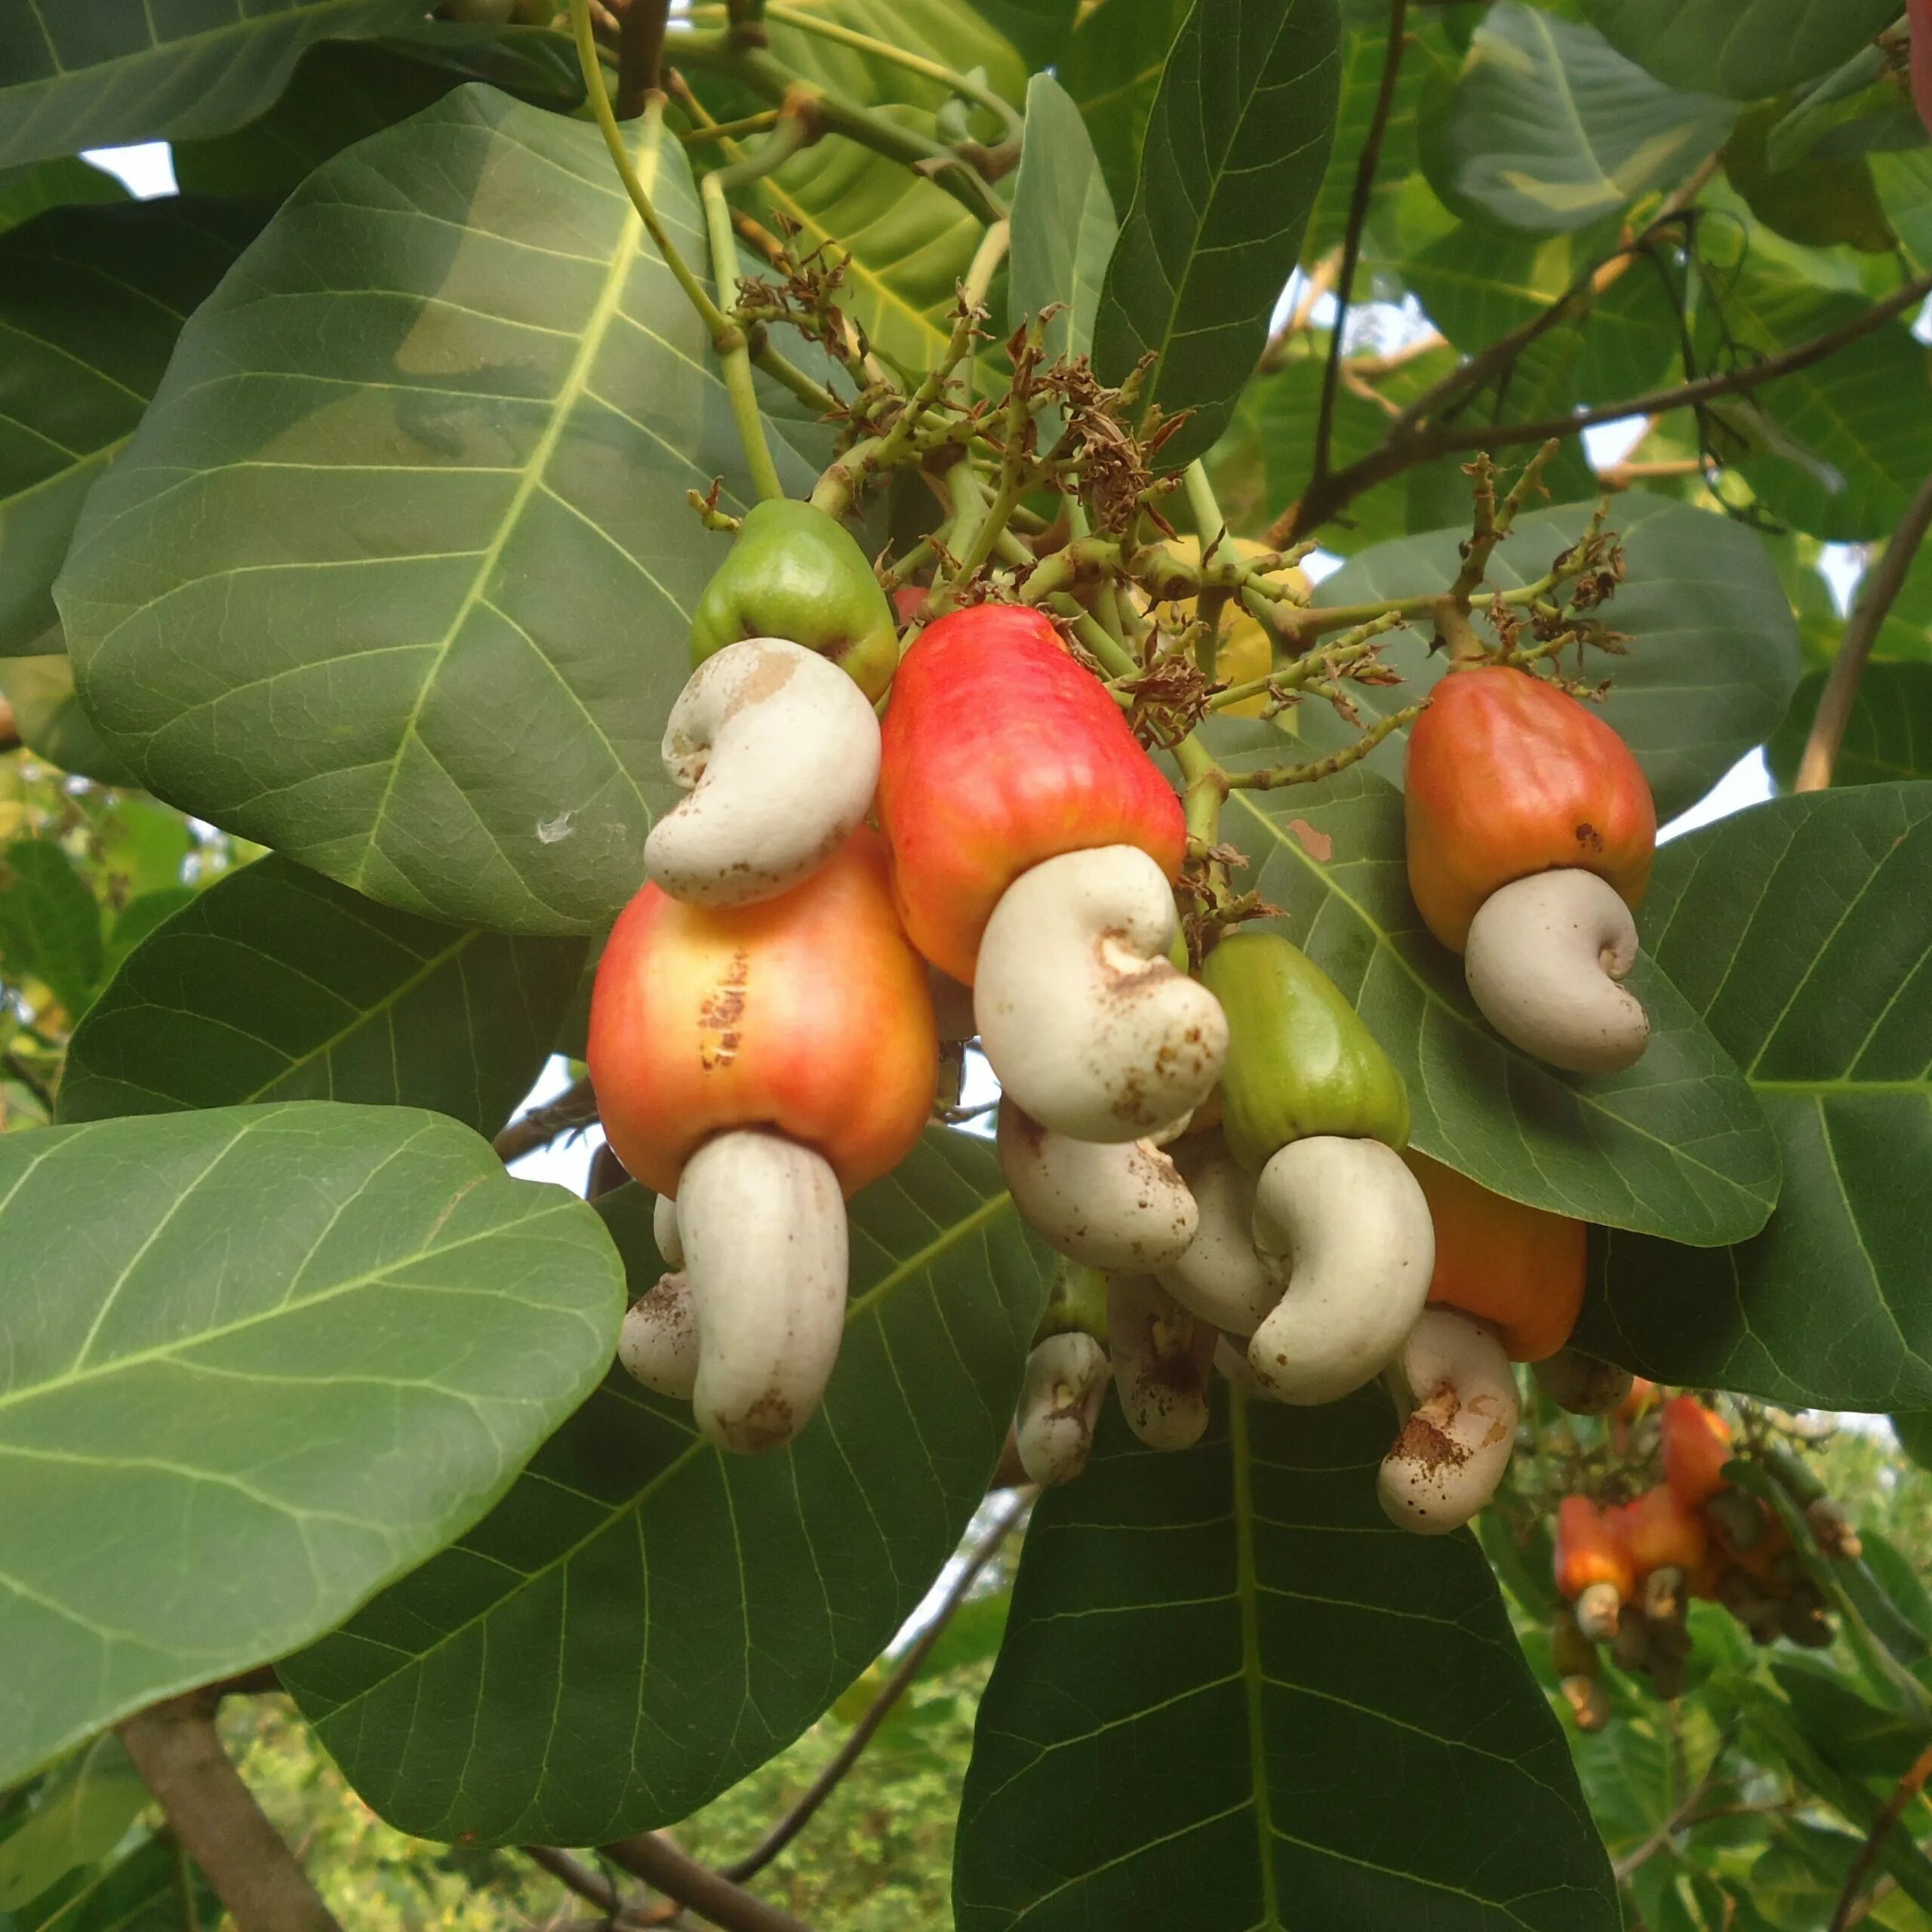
[1108,1273,1217,1451]
[1379,1306,1519,1534]
[617,1272,700,1400]
[679,1128,848,1453]
[997,1101,1198,1272]
[1015,1331,1112,1487]
[976,845,1227,1142]
[653,1192,684,1269]
[1463,869,1650,1075]
[645,637,881,909]
[1247,1136,1435,1405]
[1158,1135,1276,1338]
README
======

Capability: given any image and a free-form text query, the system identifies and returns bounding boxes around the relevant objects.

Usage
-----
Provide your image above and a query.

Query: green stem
[1225,703,1423,790]
[700,173,785,500]
[570,5,727,337]
[1183,460,1229,558]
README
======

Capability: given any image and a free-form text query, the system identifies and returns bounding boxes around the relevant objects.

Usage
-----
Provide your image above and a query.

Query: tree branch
[602,1832,814,1932]
[493,1075,598,1165]
[1310,0,1409,490]
[1832,1742,1932,1932]
[118,1693,342,1932]
[1795,469,1932,792]
[1273,266,1932,543]
[722,1489,1031,1883]
[617,0,670,117]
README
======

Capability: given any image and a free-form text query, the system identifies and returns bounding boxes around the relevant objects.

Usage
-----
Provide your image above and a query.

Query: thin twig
[1273,267,1932,543]
[1831,1743,1932,1931]
[617,0,671,117]
[526,1846,630,1918]
[1311,0,1409,490]
[118,1693,342,1932]
[722,1490,1032,1883]
[1795,470,1932,792]
[1611,1728,1737,1882]
[601,1833,813,1932]
[494,1076,599,1165]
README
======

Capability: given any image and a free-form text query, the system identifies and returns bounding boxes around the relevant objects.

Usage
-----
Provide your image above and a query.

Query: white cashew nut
[1158,1136,1275,1337]
[1247,1136,1435,1405]
[1531,1347,1633,1417]
[1014,1332,1111,1487]
[645,637,881,908]
[1463,869,1651,1075]
[975,845,1228,1142]
[1107,1274,1216,1452]
[617,1273,700,1400]
[1379,1307,1519,1534]
[679,1128,848,1453]
[996,1100,1198,1272]
[1213,1334,1284,1401]
[653,1191,683,1269]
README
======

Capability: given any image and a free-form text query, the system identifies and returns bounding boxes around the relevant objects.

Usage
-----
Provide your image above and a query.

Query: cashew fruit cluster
[1405,665,1657,1074]
[1549,1393,1849,1731]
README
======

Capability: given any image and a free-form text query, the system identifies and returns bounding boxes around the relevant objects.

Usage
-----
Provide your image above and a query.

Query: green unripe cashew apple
[690,500,899,703]
[1201,931,1410,1171]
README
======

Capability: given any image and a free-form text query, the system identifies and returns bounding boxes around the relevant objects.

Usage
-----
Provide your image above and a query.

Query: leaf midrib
[308,1186,1017,1718]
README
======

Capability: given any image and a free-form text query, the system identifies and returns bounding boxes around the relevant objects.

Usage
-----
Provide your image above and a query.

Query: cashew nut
[645,637,881,909]
[653,1191,683,1269]
[617,1273,699,1400]
[679,1128,848,1453]
[1213,1334,1284,1400]
[996,1100,1198,1272]
[1379,1307,1519,1534]
[1463,869,1650,1074]
[975,845,1227,1141]
[1107,1273,1216,1451]
[1246,1136,1435,1404]
[1014,1331,1111,1487]
[1157,1135,1275,1337]
[1531,1346,1632,1417]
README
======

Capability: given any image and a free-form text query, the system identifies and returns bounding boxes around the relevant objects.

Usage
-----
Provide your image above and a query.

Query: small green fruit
[1201,931,1410,1171]
[690,499,898,702]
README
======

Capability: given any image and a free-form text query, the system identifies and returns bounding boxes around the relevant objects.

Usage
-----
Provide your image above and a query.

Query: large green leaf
[14,1831,216,1932]
[1767,665,1932,790]
[1057,0,1192,206]
[1729,293,1932,543]
[1007,75,1116,363]
[59,88,821,937]
[0,1101,623,1786]
[1582,0,1903,103]
[1300,494,1804,821]
[0,0,424,167]
[1873,149,1932,272]
[954,1394,1617,1931]
[1094,0,1342,469]
[0,157,124,235]
[284,1130,1052,1844]
[1430,2,1735,233]
[1203,732,1780,1244]
[0,1737,148,1911]
[964,0,1080,72]
[0,838,101,1018]
[1576,785,1932,1409]
[0,197,266,658]
[0,654,136,787]
[57,854,582,1134]
[1300,2,1431,261]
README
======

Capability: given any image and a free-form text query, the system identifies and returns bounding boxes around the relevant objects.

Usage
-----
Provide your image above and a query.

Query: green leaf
[0,838,102,1017]
[0,158,125,236]
[59,88,823,937]
[0,1100,623,1787]
[14,1831,216,1932]
[1725,100,1896,254]
[1577,785,1932,1409]
[1430,2,1735,233]
[1093,0,1342,469]
[58,854,582,1136]
[1582,0,1903,103]
[0,654,135,787]
[0,198,267,658]
[1729,294,1932,543]
[1767,665,1932,789]
[1007,75,1117,362]
[1057,0,1192,206]
[1301,494,1804,821]
[1893,1411,1932,1472]
[1301,5,1431,260]
[964,0,1081,72]
[1204,735,1780,1244]
[0,1737,148,1911]
[953,1393,1617,1932]
[283,1131,1052,1845]
[0,0,426,167]
[1873,149,1932,273]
